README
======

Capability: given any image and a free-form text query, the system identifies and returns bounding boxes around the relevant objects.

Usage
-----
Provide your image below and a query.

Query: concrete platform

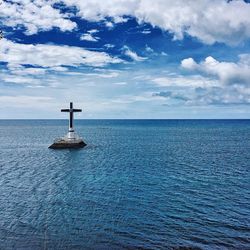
[49,138,86,149]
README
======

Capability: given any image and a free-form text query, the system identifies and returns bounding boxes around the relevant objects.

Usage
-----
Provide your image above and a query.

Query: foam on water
[0,120,249,249]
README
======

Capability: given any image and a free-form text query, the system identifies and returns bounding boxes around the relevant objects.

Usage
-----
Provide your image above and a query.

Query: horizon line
[0,118,250,120]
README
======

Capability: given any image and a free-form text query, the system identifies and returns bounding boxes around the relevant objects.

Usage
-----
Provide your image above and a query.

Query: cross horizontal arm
[73,109,82,112]
[61,109,70,112]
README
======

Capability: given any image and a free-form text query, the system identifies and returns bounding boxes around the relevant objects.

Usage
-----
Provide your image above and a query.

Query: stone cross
[61,102,82,133]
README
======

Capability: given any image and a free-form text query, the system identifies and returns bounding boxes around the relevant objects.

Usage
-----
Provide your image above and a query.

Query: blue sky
[0,0,250,119]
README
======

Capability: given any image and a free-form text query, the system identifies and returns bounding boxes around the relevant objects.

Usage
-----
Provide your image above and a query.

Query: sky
[0,0,250,119]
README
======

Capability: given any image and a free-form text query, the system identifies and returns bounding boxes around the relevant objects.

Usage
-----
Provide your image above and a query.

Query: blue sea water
[0,119,249,250]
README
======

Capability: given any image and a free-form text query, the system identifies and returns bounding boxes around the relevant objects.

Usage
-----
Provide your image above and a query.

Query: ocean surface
[0,119,249,250]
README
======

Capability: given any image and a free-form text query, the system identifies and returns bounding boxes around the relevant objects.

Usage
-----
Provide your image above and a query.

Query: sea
[0,119,249,250]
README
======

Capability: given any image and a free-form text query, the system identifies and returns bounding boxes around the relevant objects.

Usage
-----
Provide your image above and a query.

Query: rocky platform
[49,138,86,149]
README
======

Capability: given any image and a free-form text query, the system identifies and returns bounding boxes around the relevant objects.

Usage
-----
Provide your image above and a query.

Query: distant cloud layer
[153,86,250,107]
[1,0,250,44]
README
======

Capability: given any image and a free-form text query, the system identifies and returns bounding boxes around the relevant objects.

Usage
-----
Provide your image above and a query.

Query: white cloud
[111,92,155,104]
[152,75,218,88]
[0,39,123,72]
[145,45,154,53]
[136,0,250,45]
[113,81,127,85]
[161,52,168,56]
[0,95,53,107]
[88,29,99,34]
[181,55,250,86]
[85,72,119,78]
[104,44,115,49]
[2,75,40,85]
[80,33,99,42]
[123,46,147,61]
[80,29,100,41]
[112,16,129,24]
[153,55,250,107]
[0,0,76,35]
[181,58,198,70]
[142,29,151,34]
[7,64,47,75]
[62,0,137,22]
[105,21,114,28]
[153,86,250,106]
